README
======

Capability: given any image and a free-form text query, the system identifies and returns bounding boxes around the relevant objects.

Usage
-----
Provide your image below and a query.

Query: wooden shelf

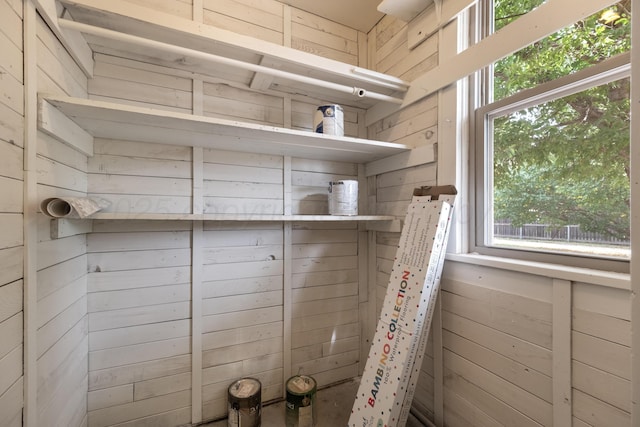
[39,95,410,162]
[89,213,398,222]
[58,0,409,109]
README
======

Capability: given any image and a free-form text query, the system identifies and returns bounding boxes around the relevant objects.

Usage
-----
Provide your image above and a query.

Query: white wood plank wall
[80,1,371,424]
[34,10,90,427]
[200,221,284,420]
[86,220,193,427]
[0,0,24,422]
[291,221,360,385]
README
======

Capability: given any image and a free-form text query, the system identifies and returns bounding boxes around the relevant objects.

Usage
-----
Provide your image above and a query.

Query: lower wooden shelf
[79,213,402,232]
[89,212,395,221]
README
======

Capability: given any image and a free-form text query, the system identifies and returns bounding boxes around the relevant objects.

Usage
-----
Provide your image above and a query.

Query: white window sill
[445,252,631,290]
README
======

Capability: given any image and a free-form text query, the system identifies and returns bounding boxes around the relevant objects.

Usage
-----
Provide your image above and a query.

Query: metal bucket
[285,375,317,427]
[328,180,358,216]
[228,378,261,427]
[314,104,344,136]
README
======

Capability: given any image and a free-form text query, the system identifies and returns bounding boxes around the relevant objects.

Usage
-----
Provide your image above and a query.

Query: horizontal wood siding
[203,149,284,215]
[440,267,554,427]
[0,9,24,425]
[201,221,284,420]
[291,222,360,385]
[35,12,90,427]
[88,139,193,215]
[572,281,631,425]
[87,221,192,427]
[290,8,359,65]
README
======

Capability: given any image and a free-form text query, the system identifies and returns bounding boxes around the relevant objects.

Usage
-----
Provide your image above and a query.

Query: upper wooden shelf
[39,95,411,162]
[57,0,409,109]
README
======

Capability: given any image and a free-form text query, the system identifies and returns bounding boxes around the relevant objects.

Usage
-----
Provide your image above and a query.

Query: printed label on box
[349,191,455,427]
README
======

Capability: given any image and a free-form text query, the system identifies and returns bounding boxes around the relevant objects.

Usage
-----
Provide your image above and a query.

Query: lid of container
[229,378,261,398]
[286,375,316,394]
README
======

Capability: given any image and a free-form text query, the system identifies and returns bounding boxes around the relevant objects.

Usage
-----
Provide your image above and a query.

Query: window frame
[471,48,631,273]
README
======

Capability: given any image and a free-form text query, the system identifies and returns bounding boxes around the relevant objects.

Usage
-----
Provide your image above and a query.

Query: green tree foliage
[492,1,631,240]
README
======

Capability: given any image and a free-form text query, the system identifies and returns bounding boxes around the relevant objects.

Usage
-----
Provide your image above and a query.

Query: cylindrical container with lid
[328,180,358,216]
[227,378,261,427]
[285,375,317,427]
[314,104,344,136]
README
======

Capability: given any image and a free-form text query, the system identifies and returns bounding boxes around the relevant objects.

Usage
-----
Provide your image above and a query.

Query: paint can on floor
[328,180,358,216]
[314,104,344,136]
[228,378,261,427]
[285,375,317,427]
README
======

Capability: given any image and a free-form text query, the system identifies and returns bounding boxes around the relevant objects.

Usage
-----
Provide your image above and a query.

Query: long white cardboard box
[349,185,457,427]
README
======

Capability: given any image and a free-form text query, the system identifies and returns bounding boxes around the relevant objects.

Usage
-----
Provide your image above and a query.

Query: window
[473,1,631,272]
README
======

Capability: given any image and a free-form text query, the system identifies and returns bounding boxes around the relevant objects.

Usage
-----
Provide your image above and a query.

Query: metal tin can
[328,180,358,216]
[228,378,261,427]
[314,104,344,136]
[285,375,317,427]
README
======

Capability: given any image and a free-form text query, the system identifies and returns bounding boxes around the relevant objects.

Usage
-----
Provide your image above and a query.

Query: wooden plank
[407,0,474,49]
[0,312,22,360]
[88,153,192,178]
[37,294,86,359]
[36,155,88,190]
[572,331,630,379]
[24,6,39,424]
[572,360,630,413]
[89,194,192,215]
[202,290,282,316]
[0,140,24,181]
[88,284,190,312]
[202,306,282,334]
[87,383,133,411]
[0,214,23,250]
[38,96,93,156]
[93,137,191,160]
[0,345,22,397]
[89,174,191,197]
[443,310,552,375]
[443,329,551,402]
[86,389,191,427]
[202,336,282,369]
[202,259,283,281]
[573,308,631,347]
[0,377,23,426]
[366,143,436,177]
[88,231,190,252]
[202,322,283,351]
[36,233,87,270]
[87,248,191,273]
[442,288,551,352]
[191,221,203,423]
[89,266,191,292]
[38,353,88,426]
[89,319,190,351]
[0,247,23,287]
[42,96,410,163]
[0,281,22,324]
[88,354,191,391]
[134,371,191,400]
[89,336,190,371]
[37,254,86,301]
[444,352,549,427]
[88,301,191,332]
[552,279,572,426]
[33,0,94,76]
[0,101,24,147]
[50,218,92,239]
[573,388,630,426]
